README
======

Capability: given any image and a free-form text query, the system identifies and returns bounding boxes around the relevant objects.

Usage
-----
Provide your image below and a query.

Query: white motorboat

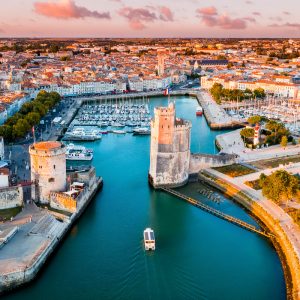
[143,228,155,251]
[66,144,93,161]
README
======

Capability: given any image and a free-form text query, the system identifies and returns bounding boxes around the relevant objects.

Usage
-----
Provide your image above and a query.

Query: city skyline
[1,0,300,38]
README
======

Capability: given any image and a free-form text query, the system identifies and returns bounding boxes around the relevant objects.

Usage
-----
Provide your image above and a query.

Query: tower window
[49,178,55,183]
[53,165,56,169]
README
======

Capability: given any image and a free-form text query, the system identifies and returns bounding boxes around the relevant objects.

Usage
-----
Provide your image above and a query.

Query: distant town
[0,38,300,299]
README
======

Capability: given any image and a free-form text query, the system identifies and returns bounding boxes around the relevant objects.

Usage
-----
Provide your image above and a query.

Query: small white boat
[143,228,155,251]
[112,130,126,134]
[196,107,203,116]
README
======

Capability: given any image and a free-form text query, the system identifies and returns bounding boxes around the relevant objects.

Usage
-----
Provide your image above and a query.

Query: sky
[0,0,299,38]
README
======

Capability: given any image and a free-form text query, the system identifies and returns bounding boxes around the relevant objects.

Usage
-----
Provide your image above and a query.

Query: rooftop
[31,141,63,151]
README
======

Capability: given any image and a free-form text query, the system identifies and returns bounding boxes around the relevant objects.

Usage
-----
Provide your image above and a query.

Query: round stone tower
[29,141,66,204]
[149,102,191,188]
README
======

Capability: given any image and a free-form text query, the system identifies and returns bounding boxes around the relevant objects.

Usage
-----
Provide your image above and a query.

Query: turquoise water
[5,96,285,300]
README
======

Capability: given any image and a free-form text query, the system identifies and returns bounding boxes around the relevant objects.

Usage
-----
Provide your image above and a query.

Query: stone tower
[29,141,67,204]
[149,102,191,188]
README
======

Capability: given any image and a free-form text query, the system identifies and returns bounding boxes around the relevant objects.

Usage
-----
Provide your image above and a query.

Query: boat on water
[64,128,102,141]
[133,128,151,136]
[112,130,126,134]
[143,228,155,251]
[196,107,203,116]
[66,144,93,161]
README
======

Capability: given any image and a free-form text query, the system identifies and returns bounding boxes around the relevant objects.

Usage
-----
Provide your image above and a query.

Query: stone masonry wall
[0,186,23,210]
[189,153,237,174]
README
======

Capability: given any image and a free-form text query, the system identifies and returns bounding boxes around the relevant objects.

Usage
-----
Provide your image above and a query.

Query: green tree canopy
[265,120,290,145]
[210,83,223,103]
[247,115,262,125]
[0,90,61,142]
[12,118,30,138]
[0,125,12,140]
[240,127,255,139]
[253,88,266,99]
[25,112,41,126]
[259,170,299,204]
[280,135,288,148]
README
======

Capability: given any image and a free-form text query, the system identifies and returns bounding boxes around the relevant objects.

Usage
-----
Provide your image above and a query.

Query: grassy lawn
[250,155,300,170]
[0,207,22,221]
[245,179,261,190]
[213,164,256,178]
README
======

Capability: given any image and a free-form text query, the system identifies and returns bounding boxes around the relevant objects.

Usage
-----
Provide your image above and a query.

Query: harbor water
[4,96,285,300]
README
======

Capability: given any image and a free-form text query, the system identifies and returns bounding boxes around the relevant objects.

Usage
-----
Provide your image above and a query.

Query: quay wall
[189,153,237,174]
[198,171,300,300]
[0,177,103,294]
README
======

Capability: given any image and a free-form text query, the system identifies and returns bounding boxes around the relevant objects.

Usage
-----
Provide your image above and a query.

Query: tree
[247,115,262,125]
[210,83,223,103]
[253,88,266,99]
[240,127,254,140]
[280,135,288,148]
[19,102,34,115]
[0,125,12,140]
[25,112,41,126]
[12,118,30,138]
[32,102,47,116]
[5,113,22,126]
[259,170,299,204]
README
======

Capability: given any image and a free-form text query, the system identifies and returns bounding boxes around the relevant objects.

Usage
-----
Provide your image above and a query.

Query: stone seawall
[0,177,103,294]
[198,171,300,300]
[189,153,237,174]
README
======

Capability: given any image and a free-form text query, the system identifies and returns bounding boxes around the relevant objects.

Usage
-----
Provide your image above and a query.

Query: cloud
[245,0,253,4]
[196,6,218,16]
[283,11,290,15]
[158,6,174,21]
[269,16,282,22]
[118,6,174,30]
[283,22,300,29]
[252,12,261,16]
[34,0,110,20]
[243,17,256,23]
[196,7,248,30]
[269,22,300,30]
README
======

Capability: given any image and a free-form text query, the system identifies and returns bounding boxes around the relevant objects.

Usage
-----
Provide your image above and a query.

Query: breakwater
[198,170,300,300]
[0,177,103,294]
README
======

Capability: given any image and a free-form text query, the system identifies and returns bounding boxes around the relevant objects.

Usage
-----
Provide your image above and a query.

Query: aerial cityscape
[0,0,300,299]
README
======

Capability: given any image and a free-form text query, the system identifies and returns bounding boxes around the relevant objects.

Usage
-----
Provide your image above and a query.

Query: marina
[224,97,300,135]
[3,96,285,300]
[63,100,152,140]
